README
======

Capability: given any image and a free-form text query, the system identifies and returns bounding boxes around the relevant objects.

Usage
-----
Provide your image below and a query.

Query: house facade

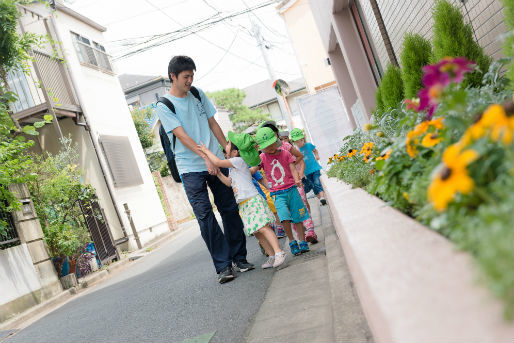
[277,0,337,94]
[6,2,169,258]
[308,0,507,124]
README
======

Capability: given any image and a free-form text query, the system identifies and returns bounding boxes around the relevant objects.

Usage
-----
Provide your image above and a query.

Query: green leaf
[44,114,54,122]
[22,125,38,135]
[375,159,385,171]
[15,135,26,142]
[33,121,46,128]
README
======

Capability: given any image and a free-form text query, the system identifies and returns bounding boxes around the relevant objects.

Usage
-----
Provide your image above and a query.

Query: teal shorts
[271,186,310,224]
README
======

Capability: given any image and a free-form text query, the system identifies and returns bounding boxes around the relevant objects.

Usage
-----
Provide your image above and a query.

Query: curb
[0,222,192,332]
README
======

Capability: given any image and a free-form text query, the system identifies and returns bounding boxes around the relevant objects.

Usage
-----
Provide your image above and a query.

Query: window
[71,32,113,72]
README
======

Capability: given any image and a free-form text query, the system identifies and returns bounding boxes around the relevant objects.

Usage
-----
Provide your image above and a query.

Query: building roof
[118,74,168,93]
[242,78,306,108]
[55,1,107,32]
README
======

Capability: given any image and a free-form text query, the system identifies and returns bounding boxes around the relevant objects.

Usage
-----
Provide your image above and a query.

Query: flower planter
[321,174,514,343]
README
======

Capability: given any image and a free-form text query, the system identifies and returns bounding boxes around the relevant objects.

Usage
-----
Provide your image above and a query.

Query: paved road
[7,221,274,343]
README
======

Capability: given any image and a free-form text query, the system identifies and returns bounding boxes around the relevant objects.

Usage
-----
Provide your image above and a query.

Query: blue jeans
[302,170,324,195]
[181,169,247,273]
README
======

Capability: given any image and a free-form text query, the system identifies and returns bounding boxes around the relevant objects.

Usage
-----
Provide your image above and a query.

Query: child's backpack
[158,86,202,183]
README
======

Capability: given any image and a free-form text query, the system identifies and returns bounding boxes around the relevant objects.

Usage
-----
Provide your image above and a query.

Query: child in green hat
[199,132,286,269]
[255,127,311,256]
[290,128,327,206]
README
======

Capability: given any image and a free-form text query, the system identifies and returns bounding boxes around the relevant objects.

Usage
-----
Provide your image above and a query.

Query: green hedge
[379,64,404,110]
[401,33,432,98]
[432,0,491,88]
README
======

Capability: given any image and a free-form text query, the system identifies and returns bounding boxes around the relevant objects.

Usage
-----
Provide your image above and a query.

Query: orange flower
[376,149,392,161]
[421,133,442,147]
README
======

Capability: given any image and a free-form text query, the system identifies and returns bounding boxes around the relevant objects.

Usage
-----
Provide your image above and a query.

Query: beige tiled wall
[358,0,507,73]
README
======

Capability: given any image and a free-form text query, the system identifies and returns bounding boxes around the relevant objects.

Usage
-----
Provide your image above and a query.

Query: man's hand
[204,156,219,175]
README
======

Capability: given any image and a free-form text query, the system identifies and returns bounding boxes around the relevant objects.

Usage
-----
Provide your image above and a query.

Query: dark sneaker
[320,197,327,206]
[218,266,235,284]
[299,240,310,254]
[233,260,255,272]
[289,240,300,256]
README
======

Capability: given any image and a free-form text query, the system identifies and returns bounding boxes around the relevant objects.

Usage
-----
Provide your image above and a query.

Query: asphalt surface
[6,221,274,343]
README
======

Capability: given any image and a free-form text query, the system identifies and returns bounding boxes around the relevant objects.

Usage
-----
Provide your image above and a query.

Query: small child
[255,126,310,256]
[290,128,327,205]
[199,132,286,269]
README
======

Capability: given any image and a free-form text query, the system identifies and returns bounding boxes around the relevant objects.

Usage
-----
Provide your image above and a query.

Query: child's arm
[289,146,305,178]
[249,165,260,175]
[289,162,303,188]
[198,143,233,168]
[257,177,269,189]
[216,170,232,187]
[313,148,320,160]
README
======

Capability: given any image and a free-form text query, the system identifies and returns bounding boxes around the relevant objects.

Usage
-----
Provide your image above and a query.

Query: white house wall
[0,244,42,311]
[38,7,168,249]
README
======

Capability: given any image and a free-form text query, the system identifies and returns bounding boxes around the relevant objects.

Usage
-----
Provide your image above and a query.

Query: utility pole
[250,21,293,129]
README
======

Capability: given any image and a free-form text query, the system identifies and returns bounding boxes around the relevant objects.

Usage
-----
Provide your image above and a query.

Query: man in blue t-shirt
[290,128,327,206]
[156,56,253,284]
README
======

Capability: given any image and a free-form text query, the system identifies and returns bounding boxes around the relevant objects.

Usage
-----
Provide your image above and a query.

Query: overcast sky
[66,0,303,92]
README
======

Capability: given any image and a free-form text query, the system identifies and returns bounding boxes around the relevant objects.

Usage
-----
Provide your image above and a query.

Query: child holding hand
[255,127,311,256]
[199,132,286,269]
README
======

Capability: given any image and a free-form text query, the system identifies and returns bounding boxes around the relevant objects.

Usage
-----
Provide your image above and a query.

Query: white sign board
[297,87,354,170]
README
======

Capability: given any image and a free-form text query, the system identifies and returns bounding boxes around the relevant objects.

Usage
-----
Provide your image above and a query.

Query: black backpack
[158,86,202,183]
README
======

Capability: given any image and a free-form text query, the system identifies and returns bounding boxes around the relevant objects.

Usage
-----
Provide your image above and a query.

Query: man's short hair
[168,56,196,83]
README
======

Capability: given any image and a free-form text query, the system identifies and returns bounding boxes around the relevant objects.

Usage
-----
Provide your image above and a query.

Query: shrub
[375,85,384,114]
[432,0,491,87]
[499,0,514,89]
[380,64,404,110]
[401,33,432,98]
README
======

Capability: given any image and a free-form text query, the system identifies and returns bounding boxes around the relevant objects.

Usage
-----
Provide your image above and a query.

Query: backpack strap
[189,86,202,103]
[157,87,204,150]
[157,96,177,150]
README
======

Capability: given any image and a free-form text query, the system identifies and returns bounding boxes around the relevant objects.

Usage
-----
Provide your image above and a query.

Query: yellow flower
[406,136,419,158]
[360,142,374,155]
[376,131,385,137]
[428,117,444,130]
[363,154,372,163]
[347,149,356,158]
[402,192,410,202]
[421,133,442,147]
[363,123,373,131]
[427,144,479,211]
[460,104,514,145]
[376,149,392,161]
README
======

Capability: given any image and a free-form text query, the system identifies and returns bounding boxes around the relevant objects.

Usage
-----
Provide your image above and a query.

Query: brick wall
[358,0,507,73]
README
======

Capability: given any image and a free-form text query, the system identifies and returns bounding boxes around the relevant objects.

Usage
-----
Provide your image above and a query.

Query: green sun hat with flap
[255,127,277,150]
[227,131,261,166]
[290,128,305,141]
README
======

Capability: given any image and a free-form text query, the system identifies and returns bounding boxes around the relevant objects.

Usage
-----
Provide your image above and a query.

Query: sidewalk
[245,199,372,343]
[0,219,196,337]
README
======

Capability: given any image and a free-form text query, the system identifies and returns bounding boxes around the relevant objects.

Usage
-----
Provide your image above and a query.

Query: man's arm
[208,116,228,149]
[199,143,233,169]
[172,126,219,175]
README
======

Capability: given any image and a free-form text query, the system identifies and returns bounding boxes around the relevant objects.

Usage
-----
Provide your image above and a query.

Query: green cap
[255,127,278,150]
[290,128,305,141]
[227,131,261,166]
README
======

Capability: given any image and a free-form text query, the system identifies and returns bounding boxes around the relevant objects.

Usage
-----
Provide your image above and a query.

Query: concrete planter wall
[321,175,514,343]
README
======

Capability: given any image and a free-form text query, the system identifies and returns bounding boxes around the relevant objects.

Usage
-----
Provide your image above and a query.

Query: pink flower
[404,98,420,111]
[418,84,444,119]
[437,57,474,83]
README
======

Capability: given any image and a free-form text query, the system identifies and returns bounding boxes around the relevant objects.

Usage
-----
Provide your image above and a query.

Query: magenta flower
[416,57,475,119]
[404,98,420,111]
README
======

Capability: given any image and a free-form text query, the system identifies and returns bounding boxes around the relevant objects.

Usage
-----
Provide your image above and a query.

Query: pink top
[260,149,296,192]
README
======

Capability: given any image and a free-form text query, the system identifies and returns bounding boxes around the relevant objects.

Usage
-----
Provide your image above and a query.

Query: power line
[112,0,277,60]
[240,0,289,40]
[196,29,239,81]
